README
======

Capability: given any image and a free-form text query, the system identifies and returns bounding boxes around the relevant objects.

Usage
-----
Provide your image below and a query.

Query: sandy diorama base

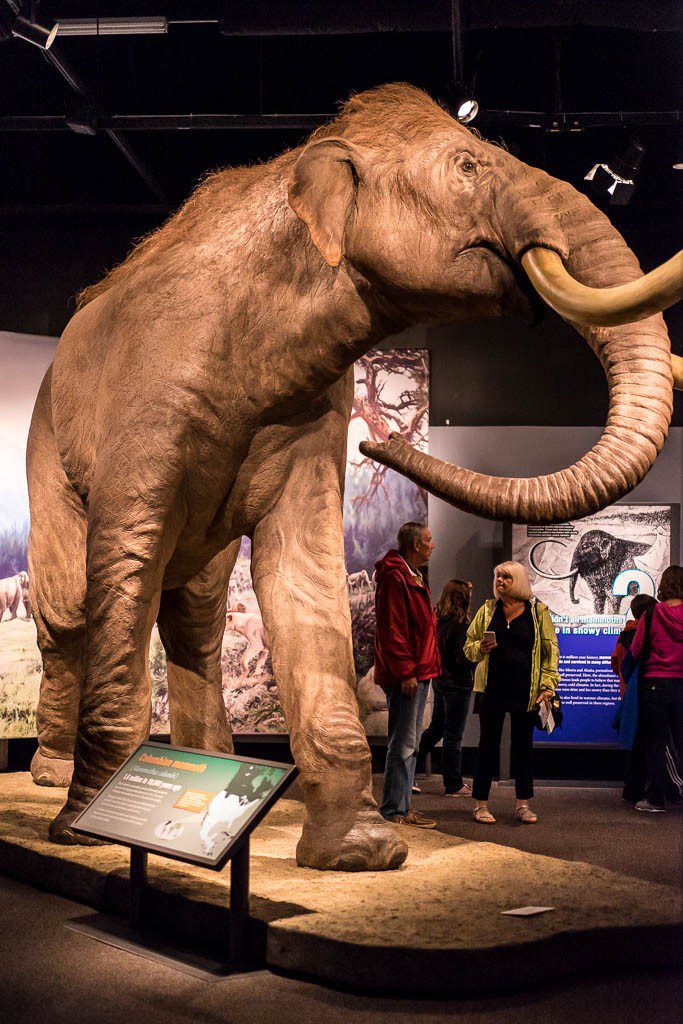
[0,772,681,995]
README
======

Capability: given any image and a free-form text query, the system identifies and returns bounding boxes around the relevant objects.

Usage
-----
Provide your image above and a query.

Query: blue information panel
[512,504,677,746]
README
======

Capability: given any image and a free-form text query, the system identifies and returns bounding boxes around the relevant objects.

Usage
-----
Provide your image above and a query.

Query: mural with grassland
[1,336,428,739]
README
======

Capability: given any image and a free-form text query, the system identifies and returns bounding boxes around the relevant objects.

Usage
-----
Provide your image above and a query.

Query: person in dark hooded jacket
[374,522,440,828]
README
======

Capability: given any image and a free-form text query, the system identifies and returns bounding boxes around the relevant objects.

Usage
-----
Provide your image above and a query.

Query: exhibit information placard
[72,742,296,869]
[511,504,677,745]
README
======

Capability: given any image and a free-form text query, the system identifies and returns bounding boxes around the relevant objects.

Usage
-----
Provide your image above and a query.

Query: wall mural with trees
[0,341,428,738]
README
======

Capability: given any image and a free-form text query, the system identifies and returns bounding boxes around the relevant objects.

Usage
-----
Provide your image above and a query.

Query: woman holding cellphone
[465,561,559,824]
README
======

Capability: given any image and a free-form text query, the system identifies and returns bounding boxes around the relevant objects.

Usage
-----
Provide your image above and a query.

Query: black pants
[472,701,537,801]
[419,687,472,792]
[623,726,683,803]
[638,676,683,807]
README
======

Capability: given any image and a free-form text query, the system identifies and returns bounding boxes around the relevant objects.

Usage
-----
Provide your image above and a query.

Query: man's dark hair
[658,565,683,601]
[397,521,426,555]
[630,594,657,620]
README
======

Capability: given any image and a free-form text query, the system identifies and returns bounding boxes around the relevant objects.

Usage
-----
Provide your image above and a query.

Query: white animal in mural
[356,666,388,737]
[347,569,372,596]
[199,791,259,858]
[225,606,269,675]
[0,571,29,622]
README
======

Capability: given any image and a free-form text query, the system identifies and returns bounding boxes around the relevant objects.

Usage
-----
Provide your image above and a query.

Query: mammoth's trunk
[361,201,675,524]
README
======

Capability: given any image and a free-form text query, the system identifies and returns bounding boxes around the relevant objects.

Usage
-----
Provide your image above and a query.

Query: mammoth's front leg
[251,456,407,872]
[49,476,173,844]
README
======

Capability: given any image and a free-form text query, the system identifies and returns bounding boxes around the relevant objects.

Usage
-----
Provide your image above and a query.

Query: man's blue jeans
[380,680,430,819]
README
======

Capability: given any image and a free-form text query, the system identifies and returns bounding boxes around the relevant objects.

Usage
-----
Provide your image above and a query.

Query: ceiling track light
[585,137,646,206]
[56,17,168,37]
[12,14,58,50]
[446,81,479,125]
[456,94,479,124]
[65,101,99,136]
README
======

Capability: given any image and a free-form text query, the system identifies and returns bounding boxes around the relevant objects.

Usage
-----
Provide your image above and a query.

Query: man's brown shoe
[393,811,437,829]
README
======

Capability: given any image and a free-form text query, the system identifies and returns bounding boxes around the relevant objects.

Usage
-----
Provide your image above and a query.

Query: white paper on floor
[501,906,555,917]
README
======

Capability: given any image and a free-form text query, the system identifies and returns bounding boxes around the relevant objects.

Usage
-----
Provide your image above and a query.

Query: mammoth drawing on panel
[530,531,653,615]
[27,85,682,871]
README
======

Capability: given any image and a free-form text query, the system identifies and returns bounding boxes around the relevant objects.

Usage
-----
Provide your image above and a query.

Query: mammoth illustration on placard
[27,84,682,871]
[529,530,653,614]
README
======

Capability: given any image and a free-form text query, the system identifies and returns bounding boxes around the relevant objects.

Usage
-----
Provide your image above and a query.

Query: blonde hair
[493,561,532,601]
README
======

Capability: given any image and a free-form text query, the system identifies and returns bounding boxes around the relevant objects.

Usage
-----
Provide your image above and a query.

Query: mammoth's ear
[288,136,362,268]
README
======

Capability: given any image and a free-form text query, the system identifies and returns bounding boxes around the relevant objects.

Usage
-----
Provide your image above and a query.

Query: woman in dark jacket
[418,580,474,796]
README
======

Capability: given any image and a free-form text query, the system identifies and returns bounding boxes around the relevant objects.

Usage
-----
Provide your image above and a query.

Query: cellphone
[483,631,497,643]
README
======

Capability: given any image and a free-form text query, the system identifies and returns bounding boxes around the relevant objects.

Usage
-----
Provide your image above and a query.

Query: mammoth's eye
[456,154,479,176]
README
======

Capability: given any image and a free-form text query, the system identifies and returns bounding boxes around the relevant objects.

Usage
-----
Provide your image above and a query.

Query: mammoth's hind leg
[251,430,407,872]
[27,368,86,788]
[157,541,240,752]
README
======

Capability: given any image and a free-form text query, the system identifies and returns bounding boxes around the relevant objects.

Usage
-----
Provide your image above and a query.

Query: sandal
[445,783,472,797]
[473,805,496,824]
[515,804,538,824]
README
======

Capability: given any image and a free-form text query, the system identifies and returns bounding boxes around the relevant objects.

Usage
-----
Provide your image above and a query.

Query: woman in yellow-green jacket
[465,561,559,825]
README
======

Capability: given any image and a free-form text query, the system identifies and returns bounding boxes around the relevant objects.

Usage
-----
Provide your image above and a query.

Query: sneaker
[635,799,666,813]
[411,783,422,794]
[392,811,437,829]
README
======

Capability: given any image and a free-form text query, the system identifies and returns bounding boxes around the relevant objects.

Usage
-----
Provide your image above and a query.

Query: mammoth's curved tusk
[672,352,683,391]
[521,247,683,329]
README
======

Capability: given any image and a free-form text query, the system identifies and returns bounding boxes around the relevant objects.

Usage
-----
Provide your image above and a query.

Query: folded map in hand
[538,701,556,735]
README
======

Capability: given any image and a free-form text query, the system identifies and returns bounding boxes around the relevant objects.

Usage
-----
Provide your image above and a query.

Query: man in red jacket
[375,522,440,828]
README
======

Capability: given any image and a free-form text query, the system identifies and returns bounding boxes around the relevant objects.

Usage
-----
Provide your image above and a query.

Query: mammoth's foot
[296,808,408,872]
[48,801,104,847]
[30,748,74,788]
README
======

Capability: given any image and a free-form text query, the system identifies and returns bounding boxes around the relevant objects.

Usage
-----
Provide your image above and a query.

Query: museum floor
[1,776,681,1023]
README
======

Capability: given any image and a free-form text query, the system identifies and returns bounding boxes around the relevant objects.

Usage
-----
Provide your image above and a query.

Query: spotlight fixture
[56,17,168,37]
[12,14,58,50]
[584,137,646,207]
[448,83,479,125]
[456,95,479,124]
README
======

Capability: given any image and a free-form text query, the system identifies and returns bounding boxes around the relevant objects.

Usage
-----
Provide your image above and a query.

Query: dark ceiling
[1,1,682,209]
[1,1,680,427]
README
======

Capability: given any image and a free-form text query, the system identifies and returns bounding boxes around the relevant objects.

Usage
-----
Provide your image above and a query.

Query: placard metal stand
[129,846,147,931]
[64,741,295,977]
[66,837,253,979]
[227,838,250,965]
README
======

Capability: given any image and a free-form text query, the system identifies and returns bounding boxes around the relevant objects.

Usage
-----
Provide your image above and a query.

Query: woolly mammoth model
[27,84,682,871]
[530,531,653,614]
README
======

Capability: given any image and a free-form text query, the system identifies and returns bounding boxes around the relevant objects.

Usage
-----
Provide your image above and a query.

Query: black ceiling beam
[0,114,327,131]
[2,0,168,201]
[0,204,171,216]
[0,112,680,132]
[217,0,682,34]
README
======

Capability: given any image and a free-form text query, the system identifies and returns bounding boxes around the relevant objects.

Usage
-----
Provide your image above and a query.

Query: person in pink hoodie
[630,565,683,812]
